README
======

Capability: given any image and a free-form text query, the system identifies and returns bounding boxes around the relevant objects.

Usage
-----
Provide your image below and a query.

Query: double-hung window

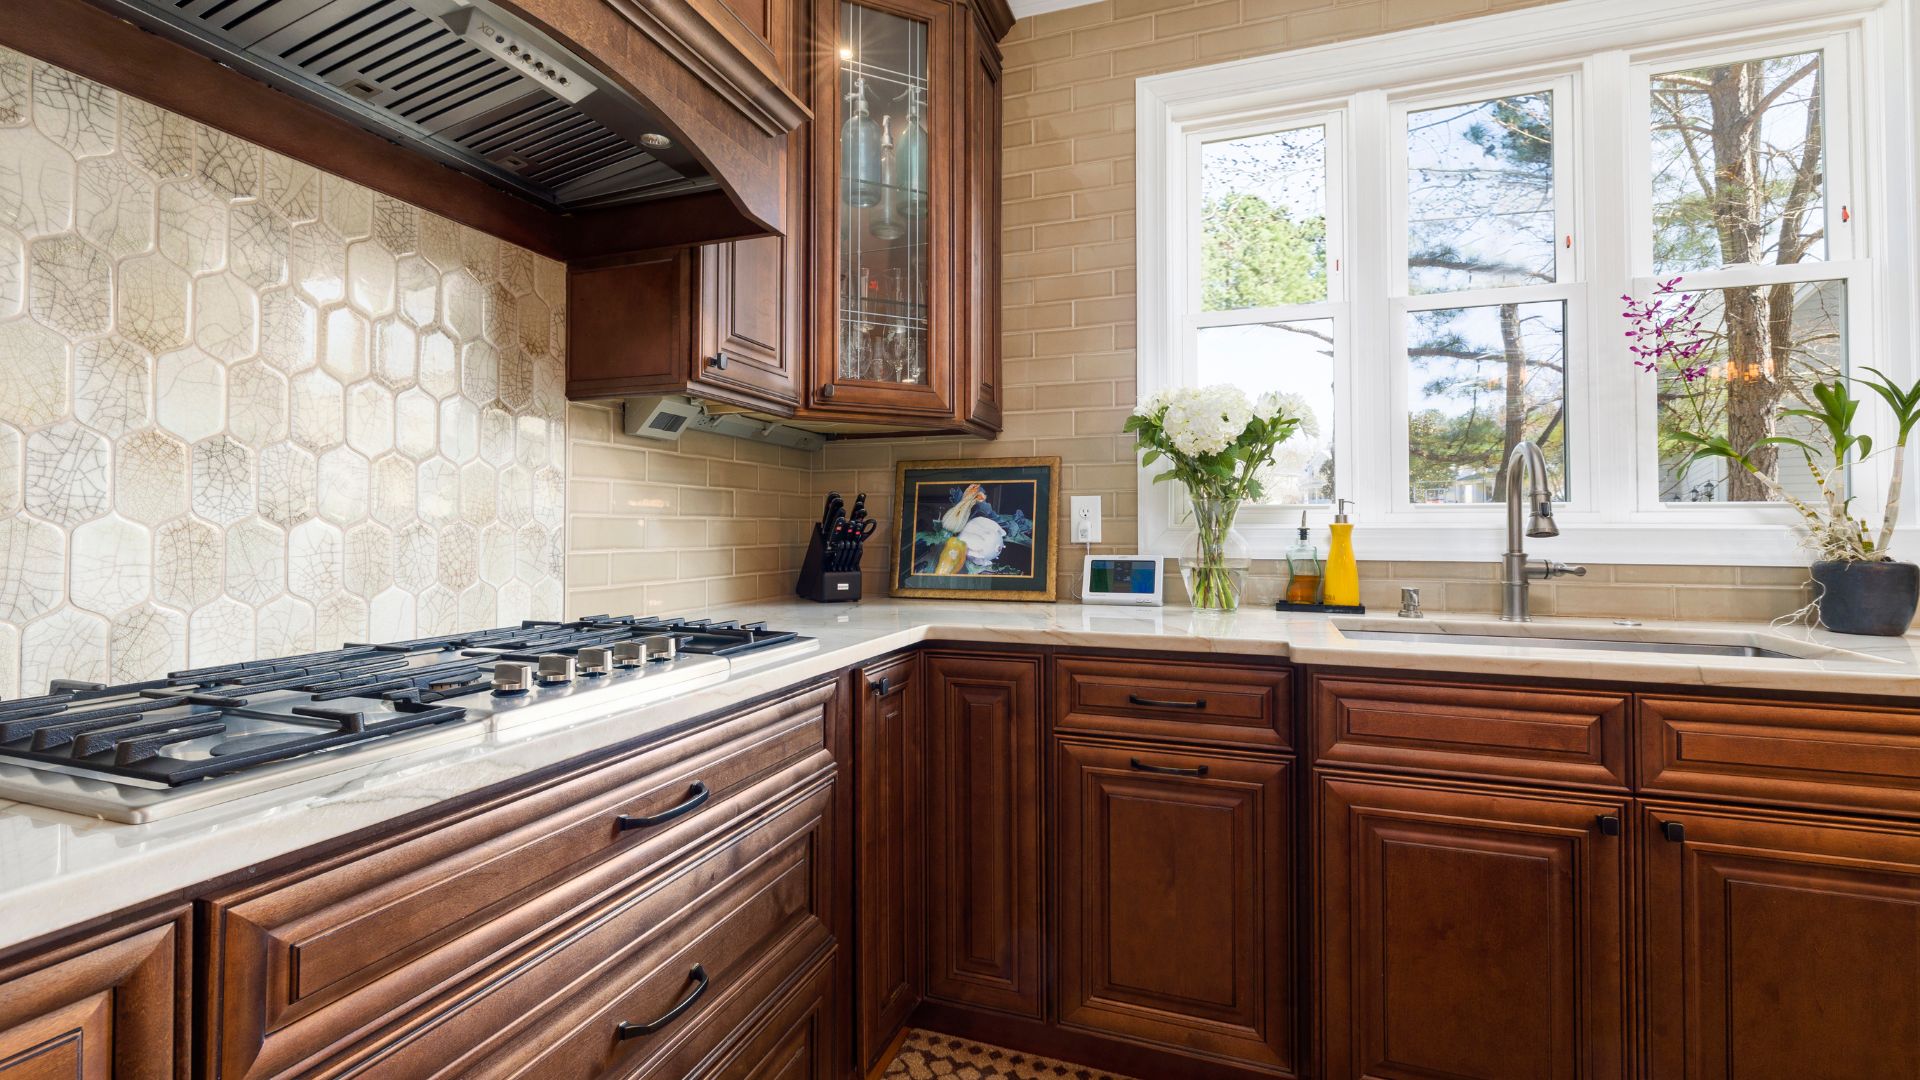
[1136,0,1912,565]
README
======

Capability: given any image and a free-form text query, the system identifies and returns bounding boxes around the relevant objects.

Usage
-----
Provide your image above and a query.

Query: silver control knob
[492,661,533,695]
[577,646,612,677]
[637,633,678,662]
[536,654,576,685]
[611,641,647,668]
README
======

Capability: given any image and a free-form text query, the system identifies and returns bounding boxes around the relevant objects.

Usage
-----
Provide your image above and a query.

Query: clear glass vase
[1179,497,1251,611]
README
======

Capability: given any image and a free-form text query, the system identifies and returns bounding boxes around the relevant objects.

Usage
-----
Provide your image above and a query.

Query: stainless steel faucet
[1501,440,1585,621]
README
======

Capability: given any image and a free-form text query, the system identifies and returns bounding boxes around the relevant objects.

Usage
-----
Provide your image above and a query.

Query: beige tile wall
[563,403,822,617]
[810,0,1829,624]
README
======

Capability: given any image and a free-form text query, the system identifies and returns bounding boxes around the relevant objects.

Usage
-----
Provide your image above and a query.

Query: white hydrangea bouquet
[1126,386,1300,610]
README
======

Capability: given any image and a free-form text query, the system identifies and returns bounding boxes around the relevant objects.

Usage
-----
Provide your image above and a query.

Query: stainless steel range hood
[95,0,716,211]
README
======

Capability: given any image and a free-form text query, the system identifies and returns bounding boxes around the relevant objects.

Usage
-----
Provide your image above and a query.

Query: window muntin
[1406,92,1559,294]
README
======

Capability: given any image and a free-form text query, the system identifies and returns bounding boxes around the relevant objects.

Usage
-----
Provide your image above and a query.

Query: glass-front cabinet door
[813,0,955,417]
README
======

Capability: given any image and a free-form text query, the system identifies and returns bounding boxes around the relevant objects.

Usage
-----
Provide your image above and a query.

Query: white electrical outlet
[1070,495,1102,543]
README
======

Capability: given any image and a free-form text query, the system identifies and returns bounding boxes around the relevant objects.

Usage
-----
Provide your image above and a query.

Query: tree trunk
[1496,301,1527,502]
[1705,64,1784,502]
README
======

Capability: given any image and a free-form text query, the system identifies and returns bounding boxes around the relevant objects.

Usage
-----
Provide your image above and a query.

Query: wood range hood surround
[0,0,811,261]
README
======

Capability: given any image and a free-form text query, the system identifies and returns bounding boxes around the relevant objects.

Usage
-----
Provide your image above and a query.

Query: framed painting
[890,457,1061,601]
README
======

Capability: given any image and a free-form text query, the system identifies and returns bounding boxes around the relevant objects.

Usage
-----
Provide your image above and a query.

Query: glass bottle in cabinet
[832,0,934,391]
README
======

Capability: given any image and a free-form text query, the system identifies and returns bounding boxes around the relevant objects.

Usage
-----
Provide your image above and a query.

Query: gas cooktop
[0,616,814,822]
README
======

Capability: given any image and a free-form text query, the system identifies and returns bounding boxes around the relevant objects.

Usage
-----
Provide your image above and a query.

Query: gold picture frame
[889,457,1061,601]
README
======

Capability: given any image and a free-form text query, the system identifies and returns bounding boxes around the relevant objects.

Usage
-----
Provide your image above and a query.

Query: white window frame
[1135,0,1916,566]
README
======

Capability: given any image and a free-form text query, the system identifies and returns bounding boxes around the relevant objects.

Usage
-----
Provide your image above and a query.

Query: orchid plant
[1126,386,1301,608]
[1625,279,1920,563]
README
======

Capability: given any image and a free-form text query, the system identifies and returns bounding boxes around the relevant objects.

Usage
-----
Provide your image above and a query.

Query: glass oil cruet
[1284,511,1324,604]
[871,115,904,240]
[841,75,883,208]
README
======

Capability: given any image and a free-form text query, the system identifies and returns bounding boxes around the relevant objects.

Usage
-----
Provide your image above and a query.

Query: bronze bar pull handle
[616,965,709,1039]
[615,782,710,831]
[1129,757,1208,778]
[1127,693,1204,710]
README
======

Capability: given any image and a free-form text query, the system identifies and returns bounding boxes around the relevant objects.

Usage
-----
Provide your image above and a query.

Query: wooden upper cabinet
[853,655,925,1072]
[807,0,959,421]
[1054,740,1295,1076]
[923,652,1045,1018]
[0,911,189,1080]
[1642,804,1920,1078]
[1317,775,1629,1080]
[562,0,1008,434]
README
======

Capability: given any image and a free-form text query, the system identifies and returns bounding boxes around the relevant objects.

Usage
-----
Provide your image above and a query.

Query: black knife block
[795,528,862,602]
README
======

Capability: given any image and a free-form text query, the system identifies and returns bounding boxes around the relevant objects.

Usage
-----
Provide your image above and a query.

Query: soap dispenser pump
[1323,499,1360,607]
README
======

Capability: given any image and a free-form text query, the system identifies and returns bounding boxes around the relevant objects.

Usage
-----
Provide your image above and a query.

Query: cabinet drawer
[1053,656,1291,749]
[0,910,188,1080]
[354,774,836,1079]
[205,681,836,1080]
[691,946,835,1080]
[1311,674,1628,789]
[1640,695,1920,816]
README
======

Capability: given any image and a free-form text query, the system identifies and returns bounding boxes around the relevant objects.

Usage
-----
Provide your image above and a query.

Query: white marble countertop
[3,598,1916,953]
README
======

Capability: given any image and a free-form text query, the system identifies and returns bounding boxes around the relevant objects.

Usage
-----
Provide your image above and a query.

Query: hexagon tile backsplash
[0,45,567,698]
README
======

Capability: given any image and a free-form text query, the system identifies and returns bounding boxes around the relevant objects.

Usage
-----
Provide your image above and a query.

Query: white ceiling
[1008,0,1102,18]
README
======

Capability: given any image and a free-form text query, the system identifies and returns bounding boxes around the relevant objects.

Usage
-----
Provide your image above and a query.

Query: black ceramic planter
[1812,560,1920,637]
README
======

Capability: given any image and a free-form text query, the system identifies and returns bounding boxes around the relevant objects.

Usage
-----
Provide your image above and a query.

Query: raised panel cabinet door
[1317,776,1628,1080]
[854,654,925,1071]
[1642,805,1920,1078]
[1054,740,1295,1075]
[924,652,1044,1018]
[0,910,188,1080]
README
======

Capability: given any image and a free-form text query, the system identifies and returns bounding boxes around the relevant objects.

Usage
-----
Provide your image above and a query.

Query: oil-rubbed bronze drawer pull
[616,964,709,1039]
[615,782,710,831]
[1127,693,1205,710]
[1129,757,1209,778]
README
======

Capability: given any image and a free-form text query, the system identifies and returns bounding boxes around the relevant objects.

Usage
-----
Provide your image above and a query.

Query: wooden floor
[881,1029,1139,1080]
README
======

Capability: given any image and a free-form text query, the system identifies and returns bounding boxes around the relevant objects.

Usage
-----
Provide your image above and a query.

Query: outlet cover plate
[1070,495,1102,543]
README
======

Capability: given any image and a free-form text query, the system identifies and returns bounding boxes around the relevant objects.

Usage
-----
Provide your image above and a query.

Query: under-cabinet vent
[102,0,716,210]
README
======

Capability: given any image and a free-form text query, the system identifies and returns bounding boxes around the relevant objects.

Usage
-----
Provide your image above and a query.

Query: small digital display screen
[1089,559,1157,595]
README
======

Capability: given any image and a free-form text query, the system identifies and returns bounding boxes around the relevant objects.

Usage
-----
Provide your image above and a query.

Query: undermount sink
[1331,617,1872,663]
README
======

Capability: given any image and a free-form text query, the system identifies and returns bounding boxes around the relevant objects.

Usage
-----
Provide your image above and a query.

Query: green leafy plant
[1675,368,1920,562]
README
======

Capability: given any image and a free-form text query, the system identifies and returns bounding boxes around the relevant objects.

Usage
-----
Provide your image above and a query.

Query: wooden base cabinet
[1642,804,1920,1077]
[1316,775,1629,1080]
[853,655,925,1071]
[923,653,1044,1018]
[1053,740,1295,1075]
